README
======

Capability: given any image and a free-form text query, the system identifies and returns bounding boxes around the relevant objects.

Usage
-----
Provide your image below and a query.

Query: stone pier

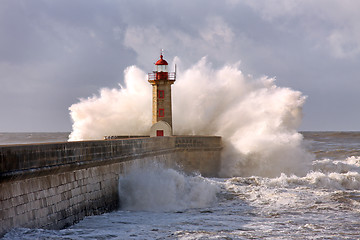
[0,136,222,236]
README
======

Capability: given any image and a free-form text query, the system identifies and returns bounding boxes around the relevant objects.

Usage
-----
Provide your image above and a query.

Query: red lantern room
[148,53,176,82]
[155,54,168,80]
[155,54,168,70]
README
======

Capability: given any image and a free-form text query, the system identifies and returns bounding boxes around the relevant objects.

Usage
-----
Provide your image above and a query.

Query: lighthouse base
[150,121,172,137]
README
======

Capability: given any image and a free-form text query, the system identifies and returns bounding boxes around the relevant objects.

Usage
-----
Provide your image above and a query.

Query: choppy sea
[2,132,360,239]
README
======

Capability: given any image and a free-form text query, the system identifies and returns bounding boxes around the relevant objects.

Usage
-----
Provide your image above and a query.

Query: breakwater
[0,136,221,236]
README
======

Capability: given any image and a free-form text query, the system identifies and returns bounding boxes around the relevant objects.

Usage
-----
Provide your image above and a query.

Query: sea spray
[69,57,313,177]
[173,58,313,177]
[118,163,219,212]
[68,66,152,140]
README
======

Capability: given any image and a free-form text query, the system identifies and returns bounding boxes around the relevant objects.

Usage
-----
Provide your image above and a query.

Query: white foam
[312,156,360,174]
[69,57,313,177]
[118,163,219,212]
[265,167,360,191]
[68,66,152,140]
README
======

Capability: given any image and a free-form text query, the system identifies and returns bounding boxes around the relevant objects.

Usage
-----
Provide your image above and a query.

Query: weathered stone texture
[0,136,221,236]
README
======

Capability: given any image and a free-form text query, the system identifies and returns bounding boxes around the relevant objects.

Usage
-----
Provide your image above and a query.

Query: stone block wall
[0,136,221,236]
[0,164,120,232]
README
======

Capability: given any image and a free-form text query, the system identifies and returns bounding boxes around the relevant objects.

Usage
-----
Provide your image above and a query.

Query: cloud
[326,28,360,58]
[242,0,360,59]
[123,15,241,70]
[200,17,234,45]
[0,0,359,131]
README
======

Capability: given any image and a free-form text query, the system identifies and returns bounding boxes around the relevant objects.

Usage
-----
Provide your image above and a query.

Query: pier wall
[0,136,221,236]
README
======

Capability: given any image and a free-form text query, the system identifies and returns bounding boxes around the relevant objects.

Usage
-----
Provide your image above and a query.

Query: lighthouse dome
[155,55,168,65]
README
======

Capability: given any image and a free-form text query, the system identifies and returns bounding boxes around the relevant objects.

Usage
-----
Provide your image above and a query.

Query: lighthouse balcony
[148,72,176,81]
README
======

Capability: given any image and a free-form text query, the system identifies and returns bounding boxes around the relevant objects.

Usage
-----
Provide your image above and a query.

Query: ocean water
[2,132,360,239]
[0,132,70,145]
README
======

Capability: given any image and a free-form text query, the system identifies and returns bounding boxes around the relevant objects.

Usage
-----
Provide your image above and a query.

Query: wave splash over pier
[69,57,311,178]
[4,58,360,238]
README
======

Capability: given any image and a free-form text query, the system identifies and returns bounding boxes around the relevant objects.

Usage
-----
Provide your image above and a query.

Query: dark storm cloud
[0,0,359,131]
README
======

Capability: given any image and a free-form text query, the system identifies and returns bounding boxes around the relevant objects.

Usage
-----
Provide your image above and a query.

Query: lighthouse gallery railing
[148,72,176,81]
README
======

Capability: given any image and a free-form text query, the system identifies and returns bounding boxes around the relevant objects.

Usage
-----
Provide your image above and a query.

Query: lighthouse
[148,52,176,137]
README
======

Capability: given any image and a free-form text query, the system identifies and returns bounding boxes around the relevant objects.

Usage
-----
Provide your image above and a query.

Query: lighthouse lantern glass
[157,65,167,72]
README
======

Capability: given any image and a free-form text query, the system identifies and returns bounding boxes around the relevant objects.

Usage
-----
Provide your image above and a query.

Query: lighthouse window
[157,65,167,72]
[159,109,165,117]
[159,90,164,98]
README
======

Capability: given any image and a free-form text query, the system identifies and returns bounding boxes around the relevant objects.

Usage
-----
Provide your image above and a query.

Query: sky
[0,0,359,132]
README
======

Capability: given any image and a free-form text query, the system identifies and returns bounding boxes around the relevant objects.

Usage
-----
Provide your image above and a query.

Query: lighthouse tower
[148,52,176,137]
